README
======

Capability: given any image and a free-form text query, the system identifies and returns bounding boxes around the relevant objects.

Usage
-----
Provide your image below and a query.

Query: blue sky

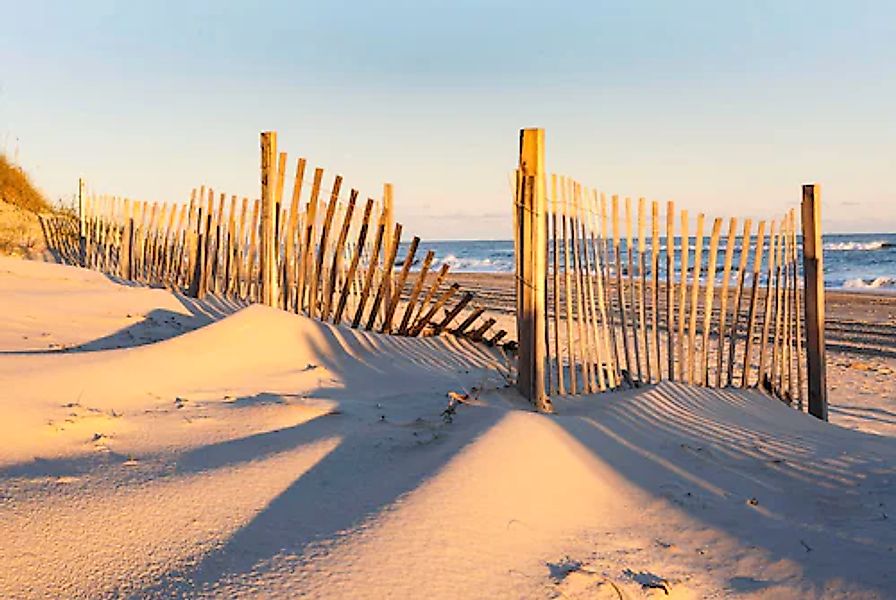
[1,1,893,238]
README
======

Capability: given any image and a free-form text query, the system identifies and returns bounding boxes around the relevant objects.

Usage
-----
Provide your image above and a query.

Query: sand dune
[1,256,894,598]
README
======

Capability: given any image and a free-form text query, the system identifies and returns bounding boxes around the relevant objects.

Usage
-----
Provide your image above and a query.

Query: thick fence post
[260,131,278,307]
[801,184,828,421]
[515,128,550,412]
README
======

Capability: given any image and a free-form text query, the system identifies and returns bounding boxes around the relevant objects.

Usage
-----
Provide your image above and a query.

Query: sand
[1,256,894,598]
[449,272,896,437]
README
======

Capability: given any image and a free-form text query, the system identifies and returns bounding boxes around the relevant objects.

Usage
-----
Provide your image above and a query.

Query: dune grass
[0,154,49,214]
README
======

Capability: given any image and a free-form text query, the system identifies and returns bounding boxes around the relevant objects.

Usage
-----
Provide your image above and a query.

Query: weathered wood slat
[665,201,675,381]
[676,210,689,382]
[411,263,450,331]
[625,197,643,384]
[452,306,486,336]
[334,199,375,325]
[725,219,752,386]
[469,317,496,342]
[323,190,358,321]
[382,236,420,333]
[561,179,578,393]
[686,214,705,384]
[650,201,661,381]
[741,220,768,387]
[283,158,306,310]
[297,168,324,313]
[586,190,616,389]
[309,176,342,319]
[601,193,622,386]
[571,182,595,392]
[700,218,723,385]
[409,282,460,337]
[550,175,565,395]
[366,223,402,331]
[398,250,436,335]
[432,292,474,335]
[714,217,738,387]
[579,188,606,391]
[757,222,779,388]
[352,218,387,329]
[637,197,651,383]
[612,195,634,386]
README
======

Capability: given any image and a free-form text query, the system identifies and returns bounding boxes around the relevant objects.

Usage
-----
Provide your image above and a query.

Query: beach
[0,256,894,598]
[448,272,896,437]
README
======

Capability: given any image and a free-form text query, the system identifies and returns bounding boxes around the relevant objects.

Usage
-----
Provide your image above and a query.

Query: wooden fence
[41,132,507,345]
[515,128,827,419]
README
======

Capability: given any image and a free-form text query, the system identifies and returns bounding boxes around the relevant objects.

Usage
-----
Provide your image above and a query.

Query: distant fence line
[514,128,827,420]
[41,132,507,346]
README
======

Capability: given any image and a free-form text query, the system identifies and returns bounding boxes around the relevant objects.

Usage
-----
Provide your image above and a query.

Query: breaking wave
[842,276,896,290]
[824,240,894,251]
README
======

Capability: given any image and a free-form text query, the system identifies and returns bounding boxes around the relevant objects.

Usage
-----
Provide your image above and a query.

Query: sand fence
[39,133,508,349]
[38,127,827,422]
[514,128,826,419]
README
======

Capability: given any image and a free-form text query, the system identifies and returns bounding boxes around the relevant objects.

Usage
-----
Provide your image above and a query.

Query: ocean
[404,234,896,291]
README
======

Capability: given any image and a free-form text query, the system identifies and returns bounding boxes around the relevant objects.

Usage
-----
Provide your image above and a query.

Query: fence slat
[665,201,676,381]
[637,197,651,383]
[741,220,768,387]
[398,250,436,335]
[383,236,420,333]
[453,306,486,336]
[757,222,779,388]
[651,201,661,381]
[366,223,402,331]
[686,213,705,384]
[701,218,723,385]
[334,199,374,325]
[550,175,565,395]
[625,197,643,384]
[409,282,460,337]
[297,168,324,313]
[561,179,578,393]
[352,218,387,329]
[309,176,342,319]
[612,195,634,386]
[433,291,474,335]
[323,190,358,321]
[579,187,606,391]
[714,218,737,387]
[571,182,595,392]
[588,190,616,388]
[676,210,689,382]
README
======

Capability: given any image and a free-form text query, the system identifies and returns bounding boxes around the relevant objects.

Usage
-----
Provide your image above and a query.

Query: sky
[1,0,894,238]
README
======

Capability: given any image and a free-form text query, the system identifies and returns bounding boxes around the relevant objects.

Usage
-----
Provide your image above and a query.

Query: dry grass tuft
[0,154,50,214]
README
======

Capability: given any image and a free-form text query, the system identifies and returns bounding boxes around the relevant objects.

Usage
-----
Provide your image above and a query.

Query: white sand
[0,256,894,598]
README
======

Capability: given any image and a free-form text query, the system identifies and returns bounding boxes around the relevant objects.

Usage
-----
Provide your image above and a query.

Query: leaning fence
[514,128,827,419]
[41,131,507,345]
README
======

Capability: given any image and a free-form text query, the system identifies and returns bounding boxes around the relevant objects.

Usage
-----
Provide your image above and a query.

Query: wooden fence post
[515,128,550,412]
[260,131,278,306]
[801,184,827,420]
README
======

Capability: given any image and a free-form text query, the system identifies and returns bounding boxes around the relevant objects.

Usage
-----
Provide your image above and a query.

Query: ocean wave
[824,240,894,251]
[432,254,514,273]
[842,276,896,289]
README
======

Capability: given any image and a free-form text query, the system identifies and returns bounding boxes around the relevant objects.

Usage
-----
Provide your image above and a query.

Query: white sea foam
[432,254,514,273]
[842,276,896,289]
[824,240,892,251]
